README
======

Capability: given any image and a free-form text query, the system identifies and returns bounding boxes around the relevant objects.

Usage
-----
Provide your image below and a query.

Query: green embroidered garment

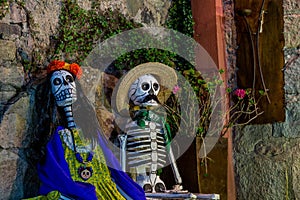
[60,128,125,200]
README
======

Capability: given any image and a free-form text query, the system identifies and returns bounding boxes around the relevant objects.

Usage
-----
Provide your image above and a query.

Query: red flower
[47,60,65,74]
[69,63,82,79]
[234,89,246,99]
[47,60,83,79]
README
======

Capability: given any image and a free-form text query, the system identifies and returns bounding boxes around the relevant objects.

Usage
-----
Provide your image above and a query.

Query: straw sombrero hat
[111,62,178,116]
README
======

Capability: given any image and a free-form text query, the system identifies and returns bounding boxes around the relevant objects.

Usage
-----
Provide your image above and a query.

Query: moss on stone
[0,0,9,20]
[54,0,141,63]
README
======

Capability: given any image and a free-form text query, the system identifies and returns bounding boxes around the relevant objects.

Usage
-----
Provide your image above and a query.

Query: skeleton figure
[30,61,146,200]
[119,74,182,193]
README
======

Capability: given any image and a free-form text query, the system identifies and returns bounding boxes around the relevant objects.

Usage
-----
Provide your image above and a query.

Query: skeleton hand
[165,184,188,194]
[172,184,183,191]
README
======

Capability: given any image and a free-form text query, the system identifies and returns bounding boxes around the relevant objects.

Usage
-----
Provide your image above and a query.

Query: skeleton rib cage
[125,120,167,170]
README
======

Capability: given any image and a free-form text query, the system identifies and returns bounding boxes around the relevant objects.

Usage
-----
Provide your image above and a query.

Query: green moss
[54,0,195,68]
[166,0,194,37]
[54,0,141,63]
[111,0,195,72]
[0,0,9,20]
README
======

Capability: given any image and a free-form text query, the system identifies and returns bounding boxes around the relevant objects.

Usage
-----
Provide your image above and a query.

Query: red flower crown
[47,60,83,79]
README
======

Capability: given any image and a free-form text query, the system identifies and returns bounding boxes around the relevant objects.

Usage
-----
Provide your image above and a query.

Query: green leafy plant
[54,0,140,63]
[165,68,265,137]
[0,0,9,20]
[166,0,194,37]
[106,0,195,74]
[162,68,265,176]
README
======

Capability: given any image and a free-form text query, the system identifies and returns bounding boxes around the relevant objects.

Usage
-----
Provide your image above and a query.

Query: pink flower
[172,85,180,94]
[234,89,246,99]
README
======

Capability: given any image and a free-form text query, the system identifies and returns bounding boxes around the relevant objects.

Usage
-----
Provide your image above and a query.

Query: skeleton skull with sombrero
[112,62,183,193]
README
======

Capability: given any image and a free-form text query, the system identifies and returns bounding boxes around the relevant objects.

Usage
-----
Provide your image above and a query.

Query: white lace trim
[58,128,92,153]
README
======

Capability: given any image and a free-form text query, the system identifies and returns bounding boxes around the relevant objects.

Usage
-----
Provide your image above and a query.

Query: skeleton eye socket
[66,75,74,83]
[142,83,150,91]
[153,83,159,91]
[53,78,62,86]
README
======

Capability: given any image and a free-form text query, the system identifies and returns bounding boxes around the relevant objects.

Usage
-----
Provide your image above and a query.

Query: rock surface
[0,149,27,200]
[283,0,300,47]
[0,40,16,61]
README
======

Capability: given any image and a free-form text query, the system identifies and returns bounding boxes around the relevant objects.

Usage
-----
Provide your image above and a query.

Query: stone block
[283,0,300,47]
[292,144,300,199]
[0,83,17,97]
[127,0,143,17]
[0,91,16,103]
[10,3,27,24]
[273,98,300,138]
[77,0,92,10]
[0,65,24,87]
[234,153,290,200]
[0,114,25,149]
[24,0,62,47]
[233,124,272,154]
[0,96,29,149]
[273,48,300,137]
[283,0,300,11]
[0,23,22,38]
[0,40,16,61]
[0,149,26,200]
[284,50,300,94]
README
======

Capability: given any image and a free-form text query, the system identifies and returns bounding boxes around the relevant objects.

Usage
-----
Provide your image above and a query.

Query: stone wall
[232,0,300,199]
[0,2,33,199]
[0,0,172,199]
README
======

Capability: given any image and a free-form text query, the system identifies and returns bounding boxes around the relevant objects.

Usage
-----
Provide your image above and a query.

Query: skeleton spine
[63,105,76,128]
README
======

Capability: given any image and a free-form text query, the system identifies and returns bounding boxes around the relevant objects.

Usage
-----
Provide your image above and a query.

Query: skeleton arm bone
[118,134,128,172]
[163,122,182,186]
[167,144,183,186]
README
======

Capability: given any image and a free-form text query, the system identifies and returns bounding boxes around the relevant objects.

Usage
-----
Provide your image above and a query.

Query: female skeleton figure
[26,60,145,200]
[112,63,182,193]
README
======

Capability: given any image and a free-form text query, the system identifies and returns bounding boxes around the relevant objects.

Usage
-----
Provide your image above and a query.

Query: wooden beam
[191,0,226,72]
[191,1,234,200]
[191,0,229,136]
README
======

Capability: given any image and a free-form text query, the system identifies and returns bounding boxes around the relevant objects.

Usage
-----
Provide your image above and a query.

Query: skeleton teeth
[55,89,73,102]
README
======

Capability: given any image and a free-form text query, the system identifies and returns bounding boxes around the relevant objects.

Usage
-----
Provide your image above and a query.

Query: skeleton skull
[80,168,92,180]
[128,74,160,106]
[50,70,77,107]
